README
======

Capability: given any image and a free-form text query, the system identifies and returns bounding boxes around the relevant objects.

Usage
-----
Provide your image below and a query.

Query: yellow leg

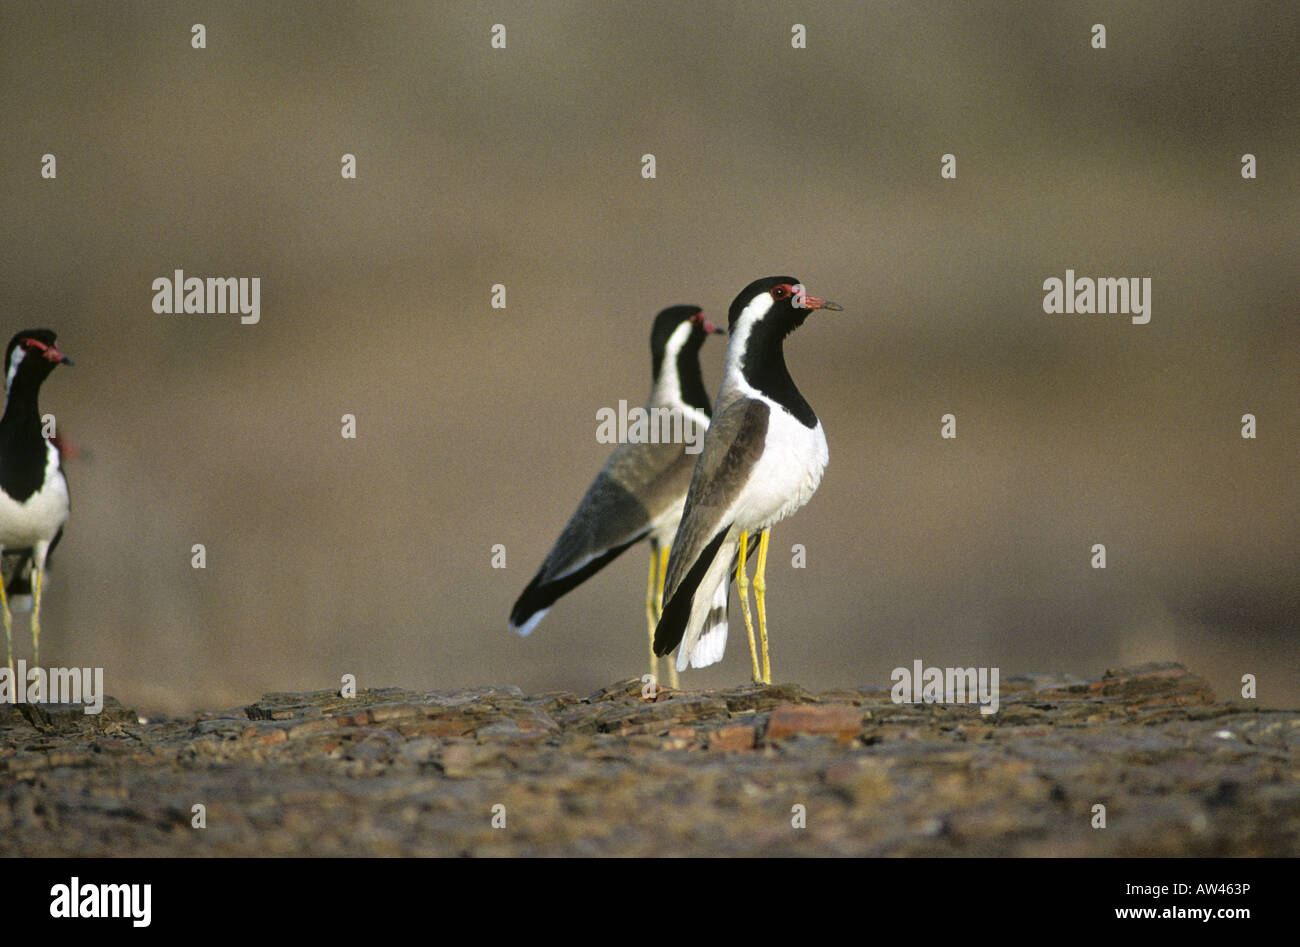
[646,548,660,685]
[755,529,771,685]
[655,545,678,689]
[736,530,760,683]
[0,573,12,677]
[32,568,42,669]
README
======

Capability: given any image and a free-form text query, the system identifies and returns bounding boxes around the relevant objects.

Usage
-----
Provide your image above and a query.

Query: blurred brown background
[1,2,1295,712]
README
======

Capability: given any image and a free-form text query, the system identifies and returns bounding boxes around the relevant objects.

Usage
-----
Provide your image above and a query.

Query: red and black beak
[46,343,72,366]
[691,311,726,336]
[798,293,843,312]
[23,337,73,366]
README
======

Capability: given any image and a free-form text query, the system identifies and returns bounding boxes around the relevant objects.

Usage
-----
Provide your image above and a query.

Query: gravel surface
[1,662,1295,856]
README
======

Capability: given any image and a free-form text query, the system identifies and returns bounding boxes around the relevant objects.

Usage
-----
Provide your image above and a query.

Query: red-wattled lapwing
[0,329,72,674]
[510,306,725,687]
[654,277,842,684]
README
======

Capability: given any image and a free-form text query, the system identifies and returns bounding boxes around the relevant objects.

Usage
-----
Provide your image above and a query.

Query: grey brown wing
[538,438,692,584]
[599,435,699,526]
[661,398,770,599]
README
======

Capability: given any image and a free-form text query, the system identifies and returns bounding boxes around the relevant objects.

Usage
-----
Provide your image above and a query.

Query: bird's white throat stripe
[662,320,694,368]
[651,319,709,432]
[722,291,774,381]
[657,320,693,407]
[6,347,25,392]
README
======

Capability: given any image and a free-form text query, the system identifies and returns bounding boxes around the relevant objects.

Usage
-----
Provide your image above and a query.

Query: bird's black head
[649,305,723,380]
[5,329,72,393]
[727,276,843,337]
[648,305,724,417]
[725,277,842,429]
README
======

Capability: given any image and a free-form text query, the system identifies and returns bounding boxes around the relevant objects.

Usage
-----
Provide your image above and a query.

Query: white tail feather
[676,540,735,671]
[509,607,549,637]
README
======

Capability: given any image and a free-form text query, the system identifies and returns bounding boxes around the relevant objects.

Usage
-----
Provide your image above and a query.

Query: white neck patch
[657,320,694,398]
[723,291,775,381]
[6,346,25,393]
[650,319,710,433]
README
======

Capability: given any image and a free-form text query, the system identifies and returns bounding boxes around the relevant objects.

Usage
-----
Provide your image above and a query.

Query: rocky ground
[0,662,1295,856]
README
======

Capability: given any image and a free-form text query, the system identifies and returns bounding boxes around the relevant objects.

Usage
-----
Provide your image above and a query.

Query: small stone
[438,742,499,778]
[824,758,894,805]
[476,720,547,742]
[332,710,374,727]
[367,703,423,724]
[285,718,337,740]
[708,724,755,751]
[766,704,860,744]
[399,715,476,738]
[584,678,648,703]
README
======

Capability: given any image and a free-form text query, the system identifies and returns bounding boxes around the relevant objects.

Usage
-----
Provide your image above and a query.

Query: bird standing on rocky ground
[510,306,725,688]
[654,277,842,684]
[0,329,73,674]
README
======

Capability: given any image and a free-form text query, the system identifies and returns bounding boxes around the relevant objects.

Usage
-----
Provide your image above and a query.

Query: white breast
[728,403,828,533]
[0,441,70,548]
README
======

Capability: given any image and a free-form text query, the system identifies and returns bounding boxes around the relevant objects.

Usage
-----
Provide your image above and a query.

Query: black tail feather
[653,527,729,657]
[509,532,646,632]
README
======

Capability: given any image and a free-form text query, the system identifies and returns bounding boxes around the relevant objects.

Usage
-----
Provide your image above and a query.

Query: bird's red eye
[772,286,788,300]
